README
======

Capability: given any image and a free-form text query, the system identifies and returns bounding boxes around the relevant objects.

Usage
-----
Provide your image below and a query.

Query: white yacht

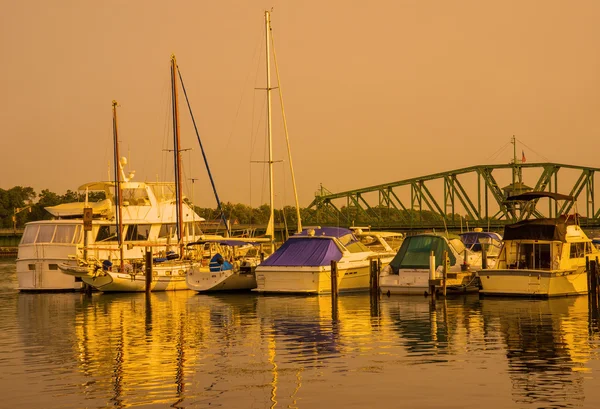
[16,180,207,291]
[379,233,482,296]
[254,227,396,294]
[478,192,598,297]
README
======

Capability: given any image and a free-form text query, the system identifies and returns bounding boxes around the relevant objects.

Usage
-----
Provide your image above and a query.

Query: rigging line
[224,23,265,152]
[177,66,231,237]
[485,141,512,162]
[161,75,173,184]
[270,27,302,232]
[517,138,551,162]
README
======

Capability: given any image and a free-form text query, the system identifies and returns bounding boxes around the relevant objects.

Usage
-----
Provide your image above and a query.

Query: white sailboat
[57,57,211,292]
[186,10,302,293]
[17,107,207,291]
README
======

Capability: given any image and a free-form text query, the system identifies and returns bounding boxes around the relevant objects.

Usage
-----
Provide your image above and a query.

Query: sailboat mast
[269,22,302,233]
[171,55,185,257]
[112,100,124,273]
[265,10,275,245]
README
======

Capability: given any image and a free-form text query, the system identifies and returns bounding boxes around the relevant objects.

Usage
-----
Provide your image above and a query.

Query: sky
[1,0,600,210]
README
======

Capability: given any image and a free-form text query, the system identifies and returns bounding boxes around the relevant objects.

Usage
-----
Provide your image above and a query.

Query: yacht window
[125,224,151,241]
[20,225,39,244]
[159,224,176,239]
[121,188,150,206]
[516,243,534,269]
[534,243,551,270]
[96,225,119,242]
[570,243,585,259]
[53,225,76,244]
[36,225,56,243]
[73,225,82,244]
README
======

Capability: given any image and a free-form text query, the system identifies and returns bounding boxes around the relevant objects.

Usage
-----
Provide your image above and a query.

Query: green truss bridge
[306,162,600,231]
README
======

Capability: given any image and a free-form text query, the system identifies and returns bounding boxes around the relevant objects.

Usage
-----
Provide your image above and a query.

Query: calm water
[1,259,600,409]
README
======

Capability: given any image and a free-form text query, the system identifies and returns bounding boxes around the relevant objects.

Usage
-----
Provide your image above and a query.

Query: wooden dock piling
[145,247,153,293]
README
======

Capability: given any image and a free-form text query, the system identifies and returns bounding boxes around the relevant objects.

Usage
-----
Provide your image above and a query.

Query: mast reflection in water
[1,259,600,408]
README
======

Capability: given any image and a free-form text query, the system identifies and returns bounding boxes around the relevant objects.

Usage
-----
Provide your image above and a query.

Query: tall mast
[112,100,124,272]
[171,55,184,257]
[269,17,302,234]
[265,10,275,247]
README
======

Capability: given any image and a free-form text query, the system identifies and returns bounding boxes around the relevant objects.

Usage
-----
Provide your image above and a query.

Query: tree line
[1,185,466,230]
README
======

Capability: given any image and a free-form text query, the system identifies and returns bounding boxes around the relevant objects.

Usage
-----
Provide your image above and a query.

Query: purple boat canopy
[261,237,343,267]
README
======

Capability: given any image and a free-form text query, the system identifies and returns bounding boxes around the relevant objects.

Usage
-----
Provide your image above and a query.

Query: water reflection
[381,295,485,362]
[3,273,600,409]
[482,297,592,408]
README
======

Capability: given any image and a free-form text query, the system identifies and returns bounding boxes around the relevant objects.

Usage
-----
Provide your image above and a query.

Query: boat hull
[81,262,194,292]
[254,260,373,294]
[478,268,588,297]
[380,268,480,296]
[17,244,82,291]
[186,267,257,292]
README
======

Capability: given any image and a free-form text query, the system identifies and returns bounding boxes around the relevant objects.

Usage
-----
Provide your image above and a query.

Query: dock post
[442,251,448,297]
[481,245,487,270]
[370,259,379,295]
[145,247,153,293]
[428,250,437,298]
[590,257,599,294]
[330,260,338,321]
[331,260,339,297]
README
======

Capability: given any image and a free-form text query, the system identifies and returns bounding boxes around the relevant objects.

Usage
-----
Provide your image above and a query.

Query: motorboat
[254,227,396,294]
[478,192,598,297]
[459,229,502,268]
[379,232,481,295]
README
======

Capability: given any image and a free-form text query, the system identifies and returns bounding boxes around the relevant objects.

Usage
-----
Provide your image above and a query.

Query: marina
[3,2,600,408]
[1,258,600,408]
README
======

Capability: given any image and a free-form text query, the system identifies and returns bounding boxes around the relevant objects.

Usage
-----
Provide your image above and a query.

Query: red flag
[522,150,526,163]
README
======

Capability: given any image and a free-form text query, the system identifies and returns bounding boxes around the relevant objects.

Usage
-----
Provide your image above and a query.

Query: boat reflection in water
[8,284,600,408]
[481,296,595,408]
[380,295,485,362]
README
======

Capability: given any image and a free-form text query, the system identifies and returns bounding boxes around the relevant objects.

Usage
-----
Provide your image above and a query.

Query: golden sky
[1,0,599,208]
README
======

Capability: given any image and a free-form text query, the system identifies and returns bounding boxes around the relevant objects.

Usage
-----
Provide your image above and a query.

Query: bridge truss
[306,163,600,230]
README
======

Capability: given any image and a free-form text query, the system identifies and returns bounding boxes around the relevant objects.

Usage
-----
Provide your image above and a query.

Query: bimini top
[503,215,578,242]
[389,234,458,272]
[459,231,502,252]
[506,191,574,202]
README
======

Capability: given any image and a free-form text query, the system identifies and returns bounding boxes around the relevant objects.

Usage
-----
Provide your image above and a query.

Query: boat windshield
[20,224,82,245]
[389,235,457,272]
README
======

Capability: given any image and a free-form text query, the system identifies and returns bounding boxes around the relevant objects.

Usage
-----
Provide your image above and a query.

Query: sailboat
[186,10,302,292]
[57,57,213,292]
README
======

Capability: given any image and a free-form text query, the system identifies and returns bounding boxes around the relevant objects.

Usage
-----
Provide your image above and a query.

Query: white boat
[459,229,503,268]
[16,179,208,291]
[379,233,482,296]
[18,59,217,292]
[254,226,395,294]
[352,228,404,253]
[478,192,598,297]
[185,238,269,292]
